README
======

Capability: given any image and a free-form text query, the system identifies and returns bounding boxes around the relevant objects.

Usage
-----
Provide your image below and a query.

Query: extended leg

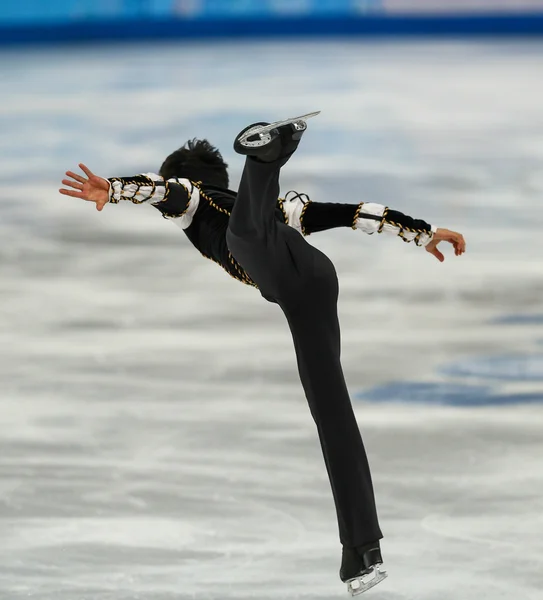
[280,265,383,550]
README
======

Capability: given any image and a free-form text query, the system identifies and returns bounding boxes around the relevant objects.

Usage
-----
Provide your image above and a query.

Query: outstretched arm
[59,164,195,219]
[280,192,465,262]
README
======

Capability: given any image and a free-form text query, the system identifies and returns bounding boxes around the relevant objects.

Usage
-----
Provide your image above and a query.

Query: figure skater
[59,114,465,595]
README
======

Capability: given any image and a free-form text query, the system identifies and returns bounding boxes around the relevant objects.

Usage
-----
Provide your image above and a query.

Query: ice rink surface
[1,39,543,599]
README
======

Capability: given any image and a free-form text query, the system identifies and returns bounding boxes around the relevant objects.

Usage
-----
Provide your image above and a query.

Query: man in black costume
[60,116,465,595]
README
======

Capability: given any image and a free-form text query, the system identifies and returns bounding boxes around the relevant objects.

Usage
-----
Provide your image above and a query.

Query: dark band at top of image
[2,0,543,43]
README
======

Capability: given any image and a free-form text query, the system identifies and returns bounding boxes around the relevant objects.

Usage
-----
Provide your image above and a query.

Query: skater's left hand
[59,164,110,211]
[426,228,466,262]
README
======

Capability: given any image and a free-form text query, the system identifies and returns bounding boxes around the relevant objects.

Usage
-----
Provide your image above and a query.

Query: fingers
[79,163,94,179]
[451,234,466,256]
[59,187,107,211]
[62,178,83,191]
[432,247,445,262]
[435,228,466,256]
[66,170,86,184]
[59,188,85,199]
[426,241,445,262]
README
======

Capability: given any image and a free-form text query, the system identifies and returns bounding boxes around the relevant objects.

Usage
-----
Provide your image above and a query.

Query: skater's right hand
[426,228,466,262]
[59,164,110,211]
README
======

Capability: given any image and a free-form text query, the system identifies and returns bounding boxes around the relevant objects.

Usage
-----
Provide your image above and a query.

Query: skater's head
[159,139,229,188]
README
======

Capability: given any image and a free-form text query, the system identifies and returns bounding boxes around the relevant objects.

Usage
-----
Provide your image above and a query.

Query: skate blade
[346,565,388,596]
[238,111,320,145]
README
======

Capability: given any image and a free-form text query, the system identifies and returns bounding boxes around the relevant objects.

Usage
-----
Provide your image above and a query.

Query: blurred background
[1,2,543,600]
[2,0,543,41]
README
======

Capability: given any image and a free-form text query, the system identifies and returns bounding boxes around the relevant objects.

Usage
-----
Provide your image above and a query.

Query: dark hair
[159,138,229,188]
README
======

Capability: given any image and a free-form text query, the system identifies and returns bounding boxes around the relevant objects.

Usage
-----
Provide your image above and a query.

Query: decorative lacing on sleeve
[277,198,288,224]
[283,190,312,236]
[156,178,195,220]
[108,175,160,205]
[352,202,364,230]
[378,208,433,245]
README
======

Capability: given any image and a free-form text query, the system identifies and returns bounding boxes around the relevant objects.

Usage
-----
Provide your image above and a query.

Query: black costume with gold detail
[106,167,435,551]
[107,173,434,290]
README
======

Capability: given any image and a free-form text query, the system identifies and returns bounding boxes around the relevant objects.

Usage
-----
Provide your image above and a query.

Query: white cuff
[108,179,122,204]
[282,196,305,233]
[419,225,437,247]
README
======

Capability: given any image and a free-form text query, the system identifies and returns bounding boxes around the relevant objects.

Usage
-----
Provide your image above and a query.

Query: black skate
[340,543,388,596]
[233,111,320,162]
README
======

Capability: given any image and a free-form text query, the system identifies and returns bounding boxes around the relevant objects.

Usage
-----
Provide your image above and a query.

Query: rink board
[3,14,543,46]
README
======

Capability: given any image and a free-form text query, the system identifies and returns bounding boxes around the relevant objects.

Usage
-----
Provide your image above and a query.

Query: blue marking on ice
[356,381,543,406]
[442,354,543,382]
[491,314,543,325]
[355,382,491,406]
[358,308,543,404]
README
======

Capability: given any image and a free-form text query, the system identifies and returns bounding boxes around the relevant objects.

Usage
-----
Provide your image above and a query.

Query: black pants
[226,155,382,548]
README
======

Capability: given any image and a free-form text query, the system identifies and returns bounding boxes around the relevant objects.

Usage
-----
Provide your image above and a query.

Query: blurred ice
[0,40,542,599]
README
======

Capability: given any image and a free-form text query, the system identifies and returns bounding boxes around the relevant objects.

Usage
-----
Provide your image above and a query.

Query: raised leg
[226,118,383,570]
[279,255,383,549]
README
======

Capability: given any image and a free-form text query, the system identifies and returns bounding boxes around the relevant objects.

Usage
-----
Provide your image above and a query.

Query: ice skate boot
[233,111,320,162]
[340,542,388,596]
